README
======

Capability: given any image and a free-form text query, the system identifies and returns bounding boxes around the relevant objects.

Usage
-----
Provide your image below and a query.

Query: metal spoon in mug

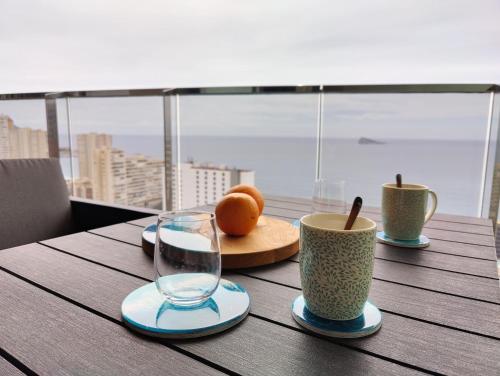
[344,196,363,230]
[396,173,402,188]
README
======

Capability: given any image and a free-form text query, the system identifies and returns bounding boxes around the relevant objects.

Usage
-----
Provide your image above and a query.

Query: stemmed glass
[312,179,346,214]
[154,211,221,306]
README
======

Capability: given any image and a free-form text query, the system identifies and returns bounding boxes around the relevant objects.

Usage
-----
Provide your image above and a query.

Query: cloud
[0,0,498,93]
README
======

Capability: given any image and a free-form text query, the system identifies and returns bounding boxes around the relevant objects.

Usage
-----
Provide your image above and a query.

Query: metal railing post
[479,91,496,218]
[45,94,60,158]
[175,94,182,210]
[162,90,175,211]
[486,91,500,226]
[315,86,324,180]
[65,96,75,195]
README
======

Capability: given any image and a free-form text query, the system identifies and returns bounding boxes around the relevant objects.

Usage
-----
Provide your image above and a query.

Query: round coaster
[376,231,430,248]
[291,295,382,338]
[122,279,250,339]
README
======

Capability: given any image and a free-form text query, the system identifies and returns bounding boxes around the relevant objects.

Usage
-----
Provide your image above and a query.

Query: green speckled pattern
[382,185,429,240]
[299,221,376,320]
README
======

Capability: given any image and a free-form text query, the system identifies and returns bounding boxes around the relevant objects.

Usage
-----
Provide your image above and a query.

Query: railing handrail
[0,83,499,100]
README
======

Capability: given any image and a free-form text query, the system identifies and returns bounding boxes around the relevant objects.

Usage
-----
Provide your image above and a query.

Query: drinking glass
[154,211,221,306]
[312,179,346,214]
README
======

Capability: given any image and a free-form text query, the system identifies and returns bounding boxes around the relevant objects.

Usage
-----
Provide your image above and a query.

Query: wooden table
[1,196,499,375]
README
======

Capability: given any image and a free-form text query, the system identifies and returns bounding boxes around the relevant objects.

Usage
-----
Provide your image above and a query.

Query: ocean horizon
[61,135,486,216]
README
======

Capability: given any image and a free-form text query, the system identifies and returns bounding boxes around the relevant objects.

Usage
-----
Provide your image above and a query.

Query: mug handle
[424,190,438,224]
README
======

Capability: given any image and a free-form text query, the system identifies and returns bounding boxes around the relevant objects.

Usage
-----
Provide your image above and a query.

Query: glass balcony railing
[0,85,499,222]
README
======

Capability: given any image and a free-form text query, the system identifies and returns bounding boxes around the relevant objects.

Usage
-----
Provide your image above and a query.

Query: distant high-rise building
[75,133,165,209]
[95,148,128,204]
[76,133,113,196]
[126,154,165,209]
[0,115,14,159]
[71,178,94,199]
[0,114,48,159]
[172,161,255,209]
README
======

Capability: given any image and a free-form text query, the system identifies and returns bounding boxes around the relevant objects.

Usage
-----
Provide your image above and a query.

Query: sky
[0,0,499,93]
[0,1,498,139]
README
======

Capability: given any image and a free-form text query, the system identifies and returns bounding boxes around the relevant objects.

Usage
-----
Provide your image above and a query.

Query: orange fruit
[226,184,264,215]
[215,193,259,236]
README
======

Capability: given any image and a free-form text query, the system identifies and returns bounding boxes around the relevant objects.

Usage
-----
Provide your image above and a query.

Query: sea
[61,135,486,216]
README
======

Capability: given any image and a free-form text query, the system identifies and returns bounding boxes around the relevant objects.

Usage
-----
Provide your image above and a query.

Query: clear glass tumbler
[312,179,346,214]
[154,211,221,306]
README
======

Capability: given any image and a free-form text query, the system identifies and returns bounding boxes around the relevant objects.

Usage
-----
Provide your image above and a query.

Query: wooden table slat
[0,357,24,376]
[90,223,146,248]
[128,215,160,227]
[365,211,494,236]
[414,227,494,247]
[359,243,497,278]
[390,238,497,261]
[0,244,420,376]
[0,269,225,376]
[42,232,155,280]
[264,195,492,227]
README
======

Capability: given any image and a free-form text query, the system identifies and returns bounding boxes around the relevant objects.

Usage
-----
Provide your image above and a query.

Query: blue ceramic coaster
[292,295,382,338]
[122,279,250,339]
[376,231,430,249]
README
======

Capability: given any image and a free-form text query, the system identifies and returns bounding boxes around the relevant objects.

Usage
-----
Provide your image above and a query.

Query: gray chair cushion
[0,158,74,249]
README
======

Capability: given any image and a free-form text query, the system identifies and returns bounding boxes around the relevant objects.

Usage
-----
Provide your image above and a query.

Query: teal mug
[382,183,438,240]
[299,213,377,320]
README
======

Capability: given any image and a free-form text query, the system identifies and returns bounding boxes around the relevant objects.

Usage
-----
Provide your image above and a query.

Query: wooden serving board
[220,216,299,269]
[141,216,299,269]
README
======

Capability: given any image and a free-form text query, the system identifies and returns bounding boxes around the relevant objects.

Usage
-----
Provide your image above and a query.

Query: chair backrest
[0,158,74,249]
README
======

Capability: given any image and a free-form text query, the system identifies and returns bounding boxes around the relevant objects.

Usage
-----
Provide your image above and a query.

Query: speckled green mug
[382,183,438,241]
[299,213,377,320]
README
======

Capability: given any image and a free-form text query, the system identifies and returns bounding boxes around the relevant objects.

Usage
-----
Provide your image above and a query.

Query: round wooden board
[141,216,299,269]
[219,216,299,269]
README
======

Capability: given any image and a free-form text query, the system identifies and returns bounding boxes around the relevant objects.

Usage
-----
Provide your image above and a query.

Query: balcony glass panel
[174,94,318,210]
[321,93,491,216]
[65,96,164,209]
